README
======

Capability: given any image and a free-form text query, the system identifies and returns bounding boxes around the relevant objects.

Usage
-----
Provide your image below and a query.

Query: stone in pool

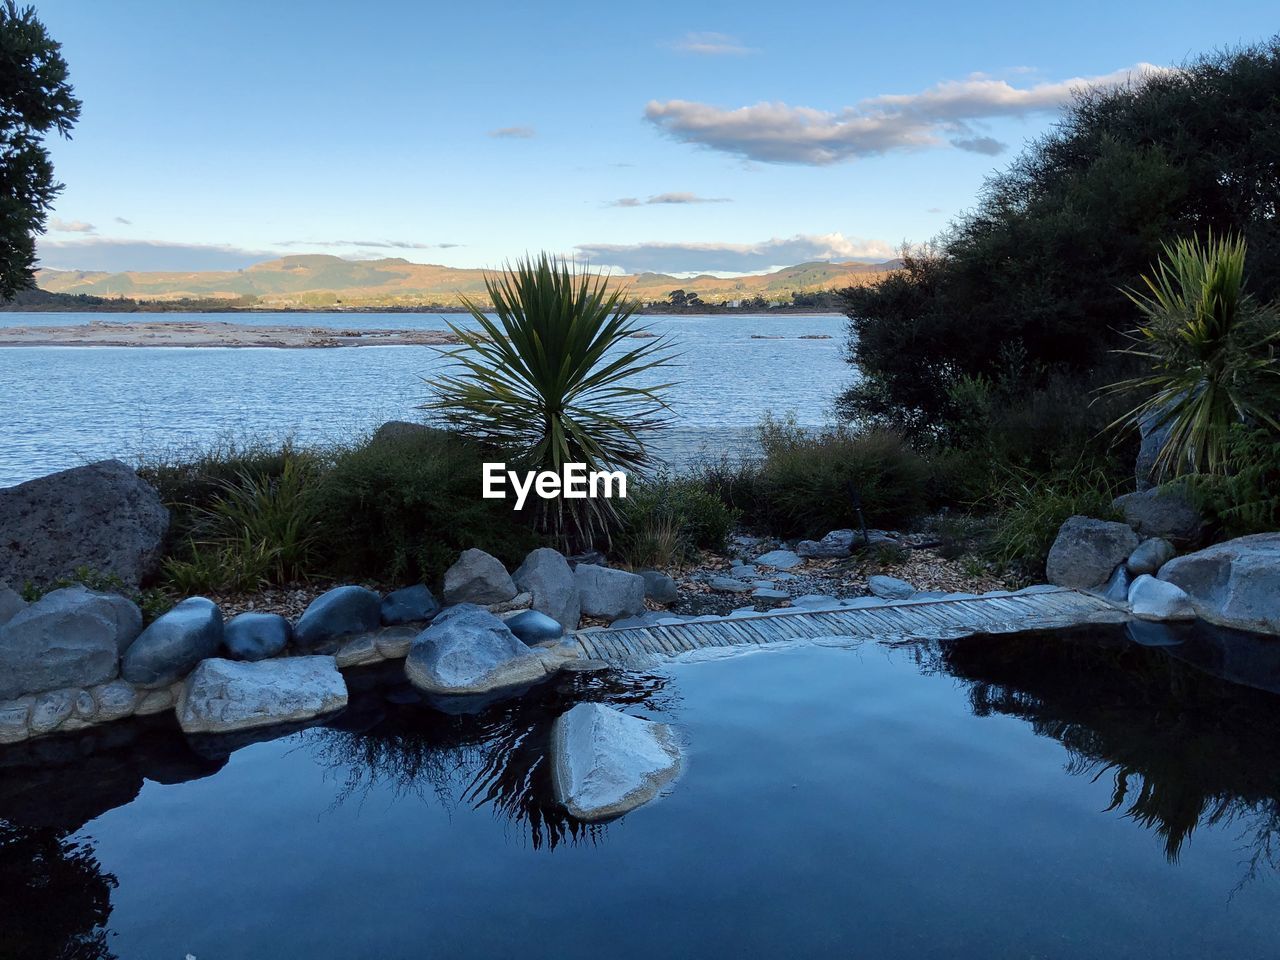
[550,702,683,821]
[380,584,440,626]
[177,656,348,735]
[122,597,223,687]
[504,609,564,646]
[1128,575,1195,621]
[223,612,291,661]
[293,585,382,649]
[1157,533,1280,635]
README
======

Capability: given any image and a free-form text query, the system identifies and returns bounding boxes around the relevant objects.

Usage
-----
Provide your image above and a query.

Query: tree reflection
[926,628,1280,874]
[310,667,679,850]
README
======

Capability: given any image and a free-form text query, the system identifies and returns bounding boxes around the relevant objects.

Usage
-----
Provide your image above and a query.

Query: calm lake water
[3,627,1278,959]
[0,312,853,487]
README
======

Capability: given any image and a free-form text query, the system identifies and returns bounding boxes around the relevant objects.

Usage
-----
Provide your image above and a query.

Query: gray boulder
[1157,533,1280,634]
[796,529,855,559]
[177,656,347,735]
[639,570,678,605]
[1113,486,1203,544]
[122,597,223,687]
[1128,574,1196,621]
[293,585,382,649]
[550,703,683,821]
[868,575,915,600]
[223,612,291,661]
[513,548,580,630]
[405,604,569,696]
[380,584,440,625]
[442,549,517,605]
[0,581,25,626]
[575,564,646,620]
[755,549,803,570]
[1046,517,1140,590]
[505,609,564,646]
[0,459,169,590]
[0,590,124,700]
[1126,537,1176,576]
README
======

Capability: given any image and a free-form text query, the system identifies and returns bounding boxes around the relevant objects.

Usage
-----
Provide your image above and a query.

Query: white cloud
[275,239,461,250]
[668,32,755,56]
[608,192,731,207]
[488,125,536,139]
[48,217,97,234]
[36,239,272,272]
[645,63,1170,164]
[574,232,895,274]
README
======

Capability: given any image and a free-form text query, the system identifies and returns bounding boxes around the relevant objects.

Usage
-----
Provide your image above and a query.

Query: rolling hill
[35,255,900,309]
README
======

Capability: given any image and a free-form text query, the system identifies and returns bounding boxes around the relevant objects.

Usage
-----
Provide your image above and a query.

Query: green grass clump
[612,473,739,570]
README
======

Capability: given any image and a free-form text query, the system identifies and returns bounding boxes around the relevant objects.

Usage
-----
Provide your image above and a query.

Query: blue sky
[33,0,1278,276]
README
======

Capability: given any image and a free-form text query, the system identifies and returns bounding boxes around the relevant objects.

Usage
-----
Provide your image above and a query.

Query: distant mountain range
[34,255,901,309]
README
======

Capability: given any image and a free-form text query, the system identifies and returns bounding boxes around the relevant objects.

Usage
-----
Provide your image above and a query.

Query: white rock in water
[550,702,682,821]
[177,656,347,735]
[1128,574,1196,621]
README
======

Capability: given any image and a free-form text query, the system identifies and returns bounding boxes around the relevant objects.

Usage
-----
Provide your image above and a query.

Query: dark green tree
[0,1,80,300]
[838,38,1280,437]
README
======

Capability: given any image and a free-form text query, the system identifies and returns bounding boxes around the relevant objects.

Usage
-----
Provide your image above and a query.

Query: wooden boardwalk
[574,588,1129,665]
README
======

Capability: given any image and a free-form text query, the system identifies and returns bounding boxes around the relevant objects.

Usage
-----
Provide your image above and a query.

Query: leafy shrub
[613,473,739,569]
[307,428,542,584]
[1191,425,1280,537]
[983,462,1123,581]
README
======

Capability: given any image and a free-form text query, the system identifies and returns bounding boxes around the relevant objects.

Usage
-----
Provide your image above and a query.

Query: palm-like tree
[1104,233,1280,478]
[425,254,676,546]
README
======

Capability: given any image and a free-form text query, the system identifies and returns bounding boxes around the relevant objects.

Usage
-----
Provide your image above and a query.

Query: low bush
[612,473,739,569]
[1191,425,1280,538]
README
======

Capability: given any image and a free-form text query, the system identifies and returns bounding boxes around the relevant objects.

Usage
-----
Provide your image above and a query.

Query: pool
[2,627,1278,959]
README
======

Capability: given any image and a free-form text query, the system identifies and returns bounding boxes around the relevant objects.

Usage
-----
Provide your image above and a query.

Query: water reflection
[925,627,1280,876]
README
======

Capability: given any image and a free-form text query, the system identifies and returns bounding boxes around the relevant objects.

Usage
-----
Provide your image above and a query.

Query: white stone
[177,656,348,735]
[1128,574,1197,621]
[550,702,682,821]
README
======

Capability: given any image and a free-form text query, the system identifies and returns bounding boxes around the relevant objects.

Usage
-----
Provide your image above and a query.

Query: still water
[0,312,852,486]
[2,628,1278,959]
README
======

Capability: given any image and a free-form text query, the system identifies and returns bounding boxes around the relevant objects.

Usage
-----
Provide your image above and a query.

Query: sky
[31,0,1278,276]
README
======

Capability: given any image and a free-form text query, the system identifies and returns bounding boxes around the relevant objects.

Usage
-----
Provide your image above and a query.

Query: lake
[0,312,854,487]
[3,627,1278,959]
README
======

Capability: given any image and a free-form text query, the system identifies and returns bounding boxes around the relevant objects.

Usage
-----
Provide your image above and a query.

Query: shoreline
[0,319,462,349]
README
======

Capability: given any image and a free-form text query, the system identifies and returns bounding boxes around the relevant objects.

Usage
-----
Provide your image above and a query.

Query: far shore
[0,319,462,349]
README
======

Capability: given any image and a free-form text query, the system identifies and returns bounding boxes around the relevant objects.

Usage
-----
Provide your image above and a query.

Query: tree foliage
[0,0,80,300]
[839,39,1280,436]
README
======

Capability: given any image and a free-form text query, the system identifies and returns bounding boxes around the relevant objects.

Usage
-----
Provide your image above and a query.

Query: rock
[373,625,416,660]
[755,549,803,570]
[1103,565,1132,603]
[379,584,440,625]
[486,591,531,614]
[222,612,291,661]
[0,459,169,590]
[610,611,670,629]
[0,695,32,744]
[91,679,138,721]
[868,575,915,600]
[549,703,682,821]
[1126,538,1176,576]
[639,570,678,605]
[1125,620,1185,647]
[29,688,77,736]
[1135,406,1175,491]
[728,564,759,579]
[752,588,790,601]
[513,548,580,631]
[1113,486,1204,544]
[1128,574,1196,621]
[0,589,124,700]
[575,564,646,620]
[405,604,567,697]
[442,549,517,605]
[0,581,25,626]
[135,685,177,715]
[1045,516,1140,590]
[708,576,751,594]
[177,656,347,735]
[1157,533,1280,634]
[293,585,382,650]
[505,609,564,646]
[121,597,223,687]
[334,632,379,668]
[796,529,855,559]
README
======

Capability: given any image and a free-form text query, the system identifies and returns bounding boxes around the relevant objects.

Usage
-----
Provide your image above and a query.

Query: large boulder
[404,604,568,697]
[513,548,580,630]
[22,585,142,654]
[121,597,223,687]
[1157,533,1280,634]
[442,549,517,605]
[796,529,856,559]
[0,589,127,699]
[0,459,169,590]
[177,656,347,735]
[1128,574,1196,621]
[293,585,382,649]
[550,703,683,821]
[380,584,440,626]
[0,581,25,626]
[638,570,678,605]
[222,612,291,661]
[575,564,645,620]
[1045,517,1140,590]
[1113,486,1204,544]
